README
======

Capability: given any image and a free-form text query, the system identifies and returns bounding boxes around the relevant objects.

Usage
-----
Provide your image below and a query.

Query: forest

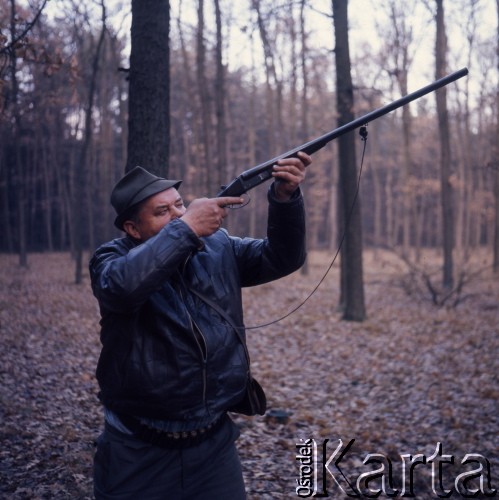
[1,0,497,264]
[0,0,498,498]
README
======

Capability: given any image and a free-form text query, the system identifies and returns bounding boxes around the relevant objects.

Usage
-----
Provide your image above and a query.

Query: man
[89,151,311,499]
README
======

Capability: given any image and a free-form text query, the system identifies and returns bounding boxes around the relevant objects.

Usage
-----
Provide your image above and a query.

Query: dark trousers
[94,415,246,499]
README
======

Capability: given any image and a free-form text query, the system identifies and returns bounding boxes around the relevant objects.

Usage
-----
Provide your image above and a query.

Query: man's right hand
[181,197,244,237]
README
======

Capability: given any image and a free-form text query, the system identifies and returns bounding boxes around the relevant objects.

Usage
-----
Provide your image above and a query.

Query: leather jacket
[89,186,306,421]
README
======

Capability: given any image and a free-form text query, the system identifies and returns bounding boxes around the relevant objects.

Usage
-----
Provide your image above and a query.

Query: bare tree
[196,0,212,193]
[126,0,170,175]
[299,0,311,275]
[384,0,415,257]
[213,0,227,194]
[332,0,366,321]
[435,0,454,288]
[453,0,478,263]
[175,0,202,191]
[247,30,258,238]
[8,0,28,267]
[494,0,499,272]
[252,0,284,155]
[0,0,49,57]
[74,0,107,284]
[0,0,496,262]
[3,0,50,265]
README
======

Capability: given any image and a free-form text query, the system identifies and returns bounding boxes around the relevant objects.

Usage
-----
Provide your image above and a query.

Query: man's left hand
[272,151,312,201]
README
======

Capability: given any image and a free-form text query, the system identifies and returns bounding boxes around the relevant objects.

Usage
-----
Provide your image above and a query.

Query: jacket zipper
[189,315,208,404]
[176,262,208,406]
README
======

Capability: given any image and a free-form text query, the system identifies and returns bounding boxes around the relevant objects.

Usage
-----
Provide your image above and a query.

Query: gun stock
[217,67,469,198]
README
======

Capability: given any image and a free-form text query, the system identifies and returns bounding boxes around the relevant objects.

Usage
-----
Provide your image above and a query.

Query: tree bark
[196,0,212,193]
[9,0,28,267]
[494,0,499,272]
[177,0,201,192]
[74,0,107,284]
[299,0,311,275]
[435,0,454,288]
[247,33,258,238]
[385,0,414,257]
[213,0,227,194]
[332,0,366,321]
[126,0,170,176]
[253,0,284,154]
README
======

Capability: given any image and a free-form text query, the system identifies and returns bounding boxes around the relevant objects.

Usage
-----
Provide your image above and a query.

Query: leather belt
[110,412,227,449]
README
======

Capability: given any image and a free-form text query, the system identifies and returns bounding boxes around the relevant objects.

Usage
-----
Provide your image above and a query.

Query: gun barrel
[218,67,469,197]
[317,66,469,145]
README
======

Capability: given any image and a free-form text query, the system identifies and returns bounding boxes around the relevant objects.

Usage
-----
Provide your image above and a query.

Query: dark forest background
[1,0,498,289]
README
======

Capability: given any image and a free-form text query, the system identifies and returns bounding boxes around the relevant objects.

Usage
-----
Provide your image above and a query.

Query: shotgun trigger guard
[227,193,250,209]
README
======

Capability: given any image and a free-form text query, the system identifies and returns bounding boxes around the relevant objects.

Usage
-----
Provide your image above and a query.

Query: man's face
[123,188,186,241]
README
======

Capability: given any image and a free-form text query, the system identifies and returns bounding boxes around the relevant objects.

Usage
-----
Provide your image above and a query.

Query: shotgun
[217,67,469,198]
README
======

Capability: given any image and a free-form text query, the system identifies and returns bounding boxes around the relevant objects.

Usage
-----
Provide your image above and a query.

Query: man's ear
[123,220,141,240]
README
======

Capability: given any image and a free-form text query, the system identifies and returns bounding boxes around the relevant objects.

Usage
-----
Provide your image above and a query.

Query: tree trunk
[299,0,311,275]
[10,0,28,267]
[435,0,454,288]
[177,0,201,192]
[247,33,258,237]
[196,0,212,193]
[40,118,54,251]
[385,0,414,257]
[454,2,477,263]
[367,104,383,255]
[253,0,284,153]
[213,0,226,195]
[74,1,106,284]
[127,0,170,176]
[494,0,499,272]
[0,151,14,252]
[332,0,366,321]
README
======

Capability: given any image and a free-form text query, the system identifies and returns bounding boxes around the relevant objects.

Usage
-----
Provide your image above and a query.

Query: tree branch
[0,0,50,55]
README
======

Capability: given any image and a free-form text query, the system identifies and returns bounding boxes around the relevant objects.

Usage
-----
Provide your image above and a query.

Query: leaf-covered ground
[0,250,497,499]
